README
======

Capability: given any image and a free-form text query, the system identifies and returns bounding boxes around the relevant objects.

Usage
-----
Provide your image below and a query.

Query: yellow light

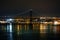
[17,25,20,31]
[17,25,20,35]
[40,24,44,33]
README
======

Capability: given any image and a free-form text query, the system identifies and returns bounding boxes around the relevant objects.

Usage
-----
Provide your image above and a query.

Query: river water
[0,23,60,40]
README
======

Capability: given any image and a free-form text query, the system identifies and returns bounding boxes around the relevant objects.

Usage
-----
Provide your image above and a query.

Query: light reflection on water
[7,32,13,40]
[7,23,12,32]
[7,23,13,40]
[0,23,60,40]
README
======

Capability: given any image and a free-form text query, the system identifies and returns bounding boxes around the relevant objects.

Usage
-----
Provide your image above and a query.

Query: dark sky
[0,0,60,17]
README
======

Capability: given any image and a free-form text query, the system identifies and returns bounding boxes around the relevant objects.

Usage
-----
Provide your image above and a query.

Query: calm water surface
[0,23,60,40]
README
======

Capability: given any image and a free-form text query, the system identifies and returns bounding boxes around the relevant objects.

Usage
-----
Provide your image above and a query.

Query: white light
[54,21,58,25]
[7,23,12,32]
[6,18,13,22]
[9,19,12,21]
[10,23,12,32]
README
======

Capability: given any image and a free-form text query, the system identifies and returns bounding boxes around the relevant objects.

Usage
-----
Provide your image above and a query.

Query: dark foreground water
[0,31,60,40]
[0,23,60,40]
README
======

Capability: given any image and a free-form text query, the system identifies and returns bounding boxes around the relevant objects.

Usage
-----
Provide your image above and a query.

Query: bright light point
[54,21,58,25]
[9,19,12,21]
[6,18,13,22]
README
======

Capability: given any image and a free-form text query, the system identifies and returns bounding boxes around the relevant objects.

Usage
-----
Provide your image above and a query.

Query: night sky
[0,0,60,17]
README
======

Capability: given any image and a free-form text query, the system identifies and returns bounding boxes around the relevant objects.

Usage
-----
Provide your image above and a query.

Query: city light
[6,18,13,22]
[54,21,60,25]
[54,21,58,25]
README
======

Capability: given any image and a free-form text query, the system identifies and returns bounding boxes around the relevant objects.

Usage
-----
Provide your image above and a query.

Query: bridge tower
[29,9,33,30]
